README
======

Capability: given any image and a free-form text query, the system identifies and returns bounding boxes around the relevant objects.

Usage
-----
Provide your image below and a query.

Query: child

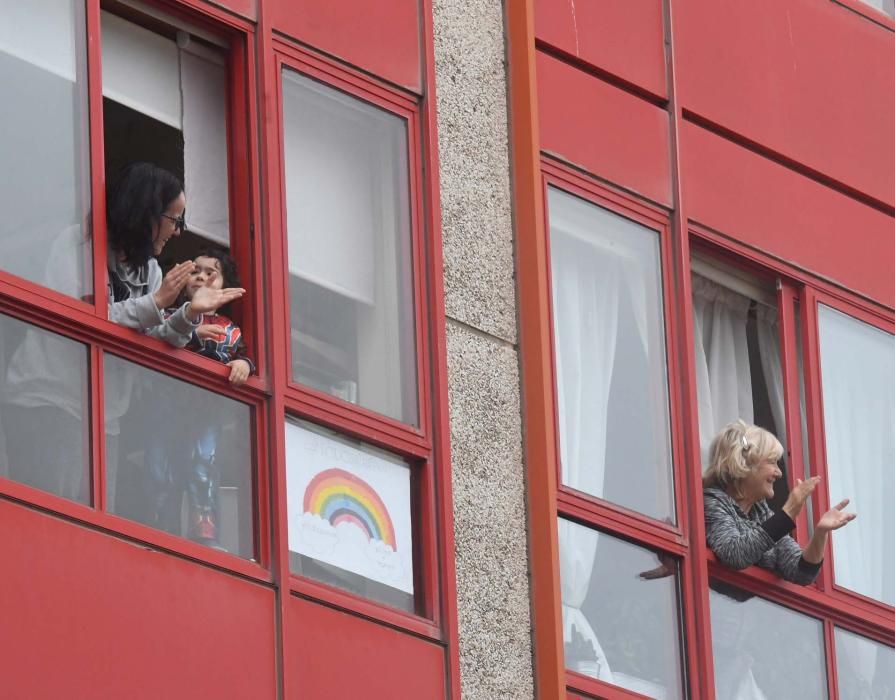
[144,249,253,549]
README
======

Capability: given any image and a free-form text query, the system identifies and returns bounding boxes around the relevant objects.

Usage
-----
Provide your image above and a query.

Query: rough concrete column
[432,0,535,697]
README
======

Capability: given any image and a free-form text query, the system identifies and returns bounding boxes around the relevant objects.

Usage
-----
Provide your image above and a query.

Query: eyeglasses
[161,211,186,233]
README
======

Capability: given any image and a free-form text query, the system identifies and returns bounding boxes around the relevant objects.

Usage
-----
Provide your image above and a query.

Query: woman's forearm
[802,528,829,564]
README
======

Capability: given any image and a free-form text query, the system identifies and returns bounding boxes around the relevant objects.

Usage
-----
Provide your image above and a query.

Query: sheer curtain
[819,307,895,606]
[553,225,621,682]
[691,275,755,466]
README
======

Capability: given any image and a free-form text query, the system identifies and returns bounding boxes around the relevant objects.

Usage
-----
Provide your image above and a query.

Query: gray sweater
[704,486,821,585]
[107,252,196,346]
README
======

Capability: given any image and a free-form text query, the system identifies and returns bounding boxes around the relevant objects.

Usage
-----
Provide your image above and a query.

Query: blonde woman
[703,421,856,584]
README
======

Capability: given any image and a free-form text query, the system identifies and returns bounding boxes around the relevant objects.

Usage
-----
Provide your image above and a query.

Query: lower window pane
[285,418,415,613]
[0,313,90,503]
[835,628,895,700]
[104,354,254,559]
[559,519,684,699]
[710,581,828,699]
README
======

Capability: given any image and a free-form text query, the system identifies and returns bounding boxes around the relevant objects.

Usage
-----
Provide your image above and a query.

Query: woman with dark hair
[105,162,243,340]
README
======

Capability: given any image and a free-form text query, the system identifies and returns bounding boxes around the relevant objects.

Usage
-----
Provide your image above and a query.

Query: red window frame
[0,0,271,581]
[541,156,703,700]
[264,37,449,642]
[692,223,895,697]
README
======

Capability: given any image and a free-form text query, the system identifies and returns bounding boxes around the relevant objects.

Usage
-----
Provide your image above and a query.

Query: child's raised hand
[196,324,227,341]
[186,285,246,320]
[227,359,251,385]
[153,261,196,310]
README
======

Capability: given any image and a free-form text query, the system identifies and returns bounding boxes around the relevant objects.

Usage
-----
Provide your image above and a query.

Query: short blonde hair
[702,420,784,498]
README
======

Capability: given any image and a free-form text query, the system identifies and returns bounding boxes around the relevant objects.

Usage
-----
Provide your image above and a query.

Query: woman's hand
[226,359,251,385]
[153,261,196,310]
[186,285,246,321]
[782,476,821,520]
[816,498,856,533]
[195,324,227,342]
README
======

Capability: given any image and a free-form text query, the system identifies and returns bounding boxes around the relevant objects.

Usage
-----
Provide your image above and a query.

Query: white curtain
[691,275,755,466]
[819,307,895,619]
[552,227,620,683]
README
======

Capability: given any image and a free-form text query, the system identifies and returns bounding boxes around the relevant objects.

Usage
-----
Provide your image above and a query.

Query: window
[541,163,688,699]
[691,257,794,508]
[281,69,417,425]
[858,0,895,18]
[101,8,233,264]
[104,355,255,557]
[0,1,262,575]
[817,304,895,606]
[0,312,90,503]
[709,582,828,699]
[285,419,415,612]
[835,627,895,698]
[275,49,437,625]
[560,519,684,699]
[548,186,674,522]
[0,0,92,300]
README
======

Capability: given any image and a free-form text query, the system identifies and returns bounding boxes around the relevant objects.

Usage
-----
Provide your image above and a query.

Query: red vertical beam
[778,282,810,545]
[89,345,106,510]
[505,2,566,699]
[254,2,292,697]
[824,619,841,700]
[799,287,836,593]
[665,1,713,698]
[418,0,463,693]
[85,0,108,317]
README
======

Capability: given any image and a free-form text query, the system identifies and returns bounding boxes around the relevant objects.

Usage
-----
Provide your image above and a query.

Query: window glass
[835,627,895,699]
[0,312,90,502]
[548,187,674,521]
[102,10,232,263]
[281,70,418,425]
[710,582,828,699]
[818,305,895,606]
[559,519,684,699]
[0,0,92,299]
[860,0,895,18]
[285,418,415,613]
[104,355,254,558]
[690,263,790,508]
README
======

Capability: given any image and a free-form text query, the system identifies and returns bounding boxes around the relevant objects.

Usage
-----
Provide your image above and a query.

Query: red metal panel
[287,596,447,698]
[268,0,420,92]
[209,0,256,20]
[534,0,666,98]
[682,122,895,310]
[675,0,895,209]
[0,500,277,699]
[537,52,672,207]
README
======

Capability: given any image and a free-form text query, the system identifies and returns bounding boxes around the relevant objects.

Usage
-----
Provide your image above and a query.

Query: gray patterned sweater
[704,487,821,585]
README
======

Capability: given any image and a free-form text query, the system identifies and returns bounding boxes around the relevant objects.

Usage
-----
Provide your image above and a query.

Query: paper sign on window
[285,421,414,594]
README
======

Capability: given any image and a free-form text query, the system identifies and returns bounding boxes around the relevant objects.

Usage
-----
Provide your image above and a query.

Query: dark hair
[189,247,242,314]
[194,247,240,289]
[106,162,183,270]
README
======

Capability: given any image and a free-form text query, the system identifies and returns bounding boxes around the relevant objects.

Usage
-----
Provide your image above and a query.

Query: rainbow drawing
[303,468,397,550]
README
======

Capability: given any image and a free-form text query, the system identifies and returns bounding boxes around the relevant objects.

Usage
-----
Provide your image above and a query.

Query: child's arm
[223,322,255,385]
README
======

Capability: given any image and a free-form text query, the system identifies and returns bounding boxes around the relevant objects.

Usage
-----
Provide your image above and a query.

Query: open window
[691,254,795,508]
[101,1,233,265]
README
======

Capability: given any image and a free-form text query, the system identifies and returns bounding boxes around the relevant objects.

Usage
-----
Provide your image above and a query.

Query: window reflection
[281,70,418,425]
[0,312,90,502]
[818,306,895,606]
[104,354,254,558]
[710,581,828,699]
[0,0,92,299]
[836,627,895,700]
[559,519,684,699]
[548,187,674,522]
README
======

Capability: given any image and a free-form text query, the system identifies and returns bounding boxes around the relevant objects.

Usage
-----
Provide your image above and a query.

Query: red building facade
[3,0,895,698]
